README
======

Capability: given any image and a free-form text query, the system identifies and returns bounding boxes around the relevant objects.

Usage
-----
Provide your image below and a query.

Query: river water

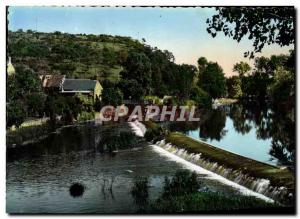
[165,102,295,167]
[7,122,272,213]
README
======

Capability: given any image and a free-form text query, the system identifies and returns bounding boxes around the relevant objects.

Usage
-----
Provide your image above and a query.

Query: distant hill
[7,30,145,82]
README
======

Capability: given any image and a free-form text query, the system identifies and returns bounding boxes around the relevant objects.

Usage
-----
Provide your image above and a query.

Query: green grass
[166,132,294,192]
[150,192,279,213]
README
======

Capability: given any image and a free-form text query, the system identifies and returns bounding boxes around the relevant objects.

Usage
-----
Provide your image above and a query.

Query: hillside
[7,30,214,107]
[8,30,145,82]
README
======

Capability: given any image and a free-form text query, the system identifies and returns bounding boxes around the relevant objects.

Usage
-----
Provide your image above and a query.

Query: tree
[226,76,243,99]
[120,52,152,95]
[197,57,208,72]
[101,87,123,107]
[176,64,197,99]
[14,65,42,95]
[197,57,208,86]
[118,79,144,101]
[190,86,211,108]
[26,93,46,117]
[233,62,251,77]
[206,7,295,58]
[201,62,226,99]
[6,65,45,127]
[102,47,117,67]
[7,101,26,128]
[268,67,294,105]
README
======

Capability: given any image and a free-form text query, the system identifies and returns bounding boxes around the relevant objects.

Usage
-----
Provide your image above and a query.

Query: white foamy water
[128,121,146,137]
[150,144,274,203]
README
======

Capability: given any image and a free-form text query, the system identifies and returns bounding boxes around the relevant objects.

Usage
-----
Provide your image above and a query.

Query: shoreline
[162,132,294,205]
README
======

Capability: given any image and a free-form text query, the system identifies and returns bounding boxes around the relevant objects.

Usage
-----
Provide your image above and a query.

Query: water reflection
[199,109,227,141]
[166,102,295,167]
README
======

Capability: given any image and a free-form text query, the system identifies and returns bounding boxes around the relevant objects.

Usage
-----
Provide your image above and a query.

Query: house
[40,75,66,91]
[61,79,102,100]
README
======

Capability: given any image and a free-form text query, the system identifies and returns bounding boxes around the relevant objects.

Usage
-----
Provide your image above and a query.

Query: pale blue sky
[8,6,293,76]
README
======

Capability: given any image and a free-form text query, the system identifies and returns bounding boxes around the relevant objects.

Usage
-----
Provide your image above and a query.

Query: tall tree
[201,62,226,99]
[233,61,251,77]
[176,64,197,99]
[197,57,208,86]
[226,76,243,99]
[206,7,295,58]
[120,52,152,95]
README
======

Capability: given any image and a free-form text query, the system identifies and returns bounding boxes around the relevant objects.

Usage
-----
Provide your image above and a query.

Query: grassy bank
[150,192,282,213]
[165,132,294,194]
[131,170,287,214]
[6,123,59,147]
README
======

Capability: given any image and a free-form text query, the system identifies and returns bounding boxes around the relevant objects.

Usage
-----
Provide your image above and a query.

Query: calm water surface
[166,102,295,166]
[7,123,244,214]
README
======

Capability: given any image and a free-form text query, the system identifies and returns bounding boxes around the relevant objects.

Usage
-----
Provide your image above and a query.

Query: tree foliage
[201,61,226,99]
[190,86,211,108]
[207,7,295,58]
[6,65,45,127]
[233,61,251,77]
[226,76,243,99]
[101,87,123,107]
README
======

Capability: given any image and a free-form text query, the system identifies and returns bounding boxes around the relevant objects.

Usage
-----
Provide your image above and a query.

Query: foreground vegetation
[131,170,280,213]
[151,192,278,213]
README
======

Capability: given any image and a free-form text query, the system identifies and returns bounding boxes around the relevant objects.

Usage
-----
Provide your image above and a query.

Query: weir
[154,137,294,205]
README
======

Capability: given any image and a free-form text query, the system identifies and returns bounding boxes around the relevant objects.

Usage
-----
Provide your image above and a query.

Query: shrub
[183,100,196,109]
[190,86,211,108]
[151,192,278,213]
[6,100,26,128]
[143,96,162,105]
[162,170,201,198]
[77,111,95,122]
[144,122,165,141]
[101,87,123,107]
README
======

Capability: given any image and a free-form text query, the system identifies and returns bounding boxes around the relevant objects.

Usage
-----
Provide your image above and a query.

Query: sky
[8,6,293,77]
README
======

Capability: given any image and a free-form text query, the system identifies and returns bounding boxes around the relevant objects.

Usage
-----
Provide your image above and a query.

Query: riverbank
[7,119,146,149]
[150,192,287,214]
[6,120,97,148]
[162,132,294,204]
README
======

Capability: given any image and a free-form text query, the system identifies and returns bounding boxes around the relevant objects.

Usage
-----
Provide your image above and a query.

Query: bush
[6,100,26,128]
[101,87,123,107]
[77,111,95,122]
[190,86,211,108]
[151,192,278,213]
[183,100,196,109]
[143,96,162,105]
[144,123,165,142]
[162,170,201,198]
[150,170,278,213]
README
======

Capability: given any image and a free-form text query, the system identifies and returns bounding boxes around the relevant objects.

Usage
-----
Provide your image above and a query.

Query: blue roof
[62,79,97,91]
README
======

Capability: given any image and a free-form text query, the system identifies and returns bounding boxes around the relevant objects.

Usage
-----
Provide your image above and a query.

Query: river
[164,102,295,167]
[7,121,274,213]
